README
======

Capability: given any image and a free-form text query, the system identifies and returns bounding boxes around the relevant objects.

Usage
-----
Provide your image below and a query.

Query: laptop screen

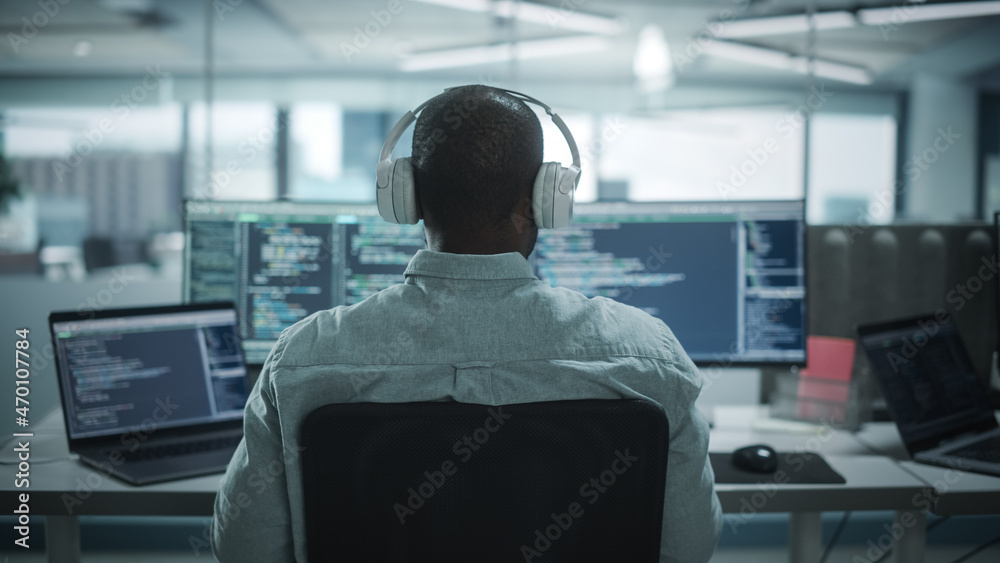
[859,316,996,450]
[51,305,249,440]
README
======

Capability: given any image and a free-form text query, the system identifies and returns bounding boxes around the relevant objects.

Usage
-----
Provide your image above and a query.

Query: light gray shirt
[212,249,722,562]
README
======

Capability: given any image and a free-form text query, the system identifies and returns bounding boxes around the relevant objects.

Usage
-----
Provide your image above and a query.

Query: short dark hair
[411,85,543,235]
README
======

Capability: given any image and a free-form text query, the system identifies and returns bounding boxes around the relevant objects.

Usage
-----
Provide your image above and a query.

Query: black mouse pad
[711,452,846,484]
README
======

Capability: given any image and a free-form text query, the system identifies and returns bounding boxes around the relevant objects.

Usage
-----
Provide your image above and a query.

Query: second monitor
[184,201,424,363]
[184,199,806,366]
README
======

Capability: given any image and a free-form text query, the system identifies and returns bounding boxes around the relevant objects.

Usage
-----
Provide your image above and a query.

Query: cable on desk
[948,532,1000,563]
[820,510,851,563]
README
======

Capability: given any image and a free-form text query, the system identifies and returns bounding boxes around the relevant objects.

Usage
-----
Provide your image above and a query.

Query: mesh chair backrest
[300,399,669,563]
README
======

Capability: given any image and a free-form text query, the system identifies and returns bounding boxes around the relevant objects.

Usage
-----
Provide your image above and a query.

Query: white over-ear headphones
[375,87,581,229]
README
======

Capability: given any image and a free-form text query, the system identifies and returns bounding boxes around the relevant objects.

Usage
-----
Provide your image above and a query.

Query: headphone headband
[376,86,581,188]
[375,86,581,229]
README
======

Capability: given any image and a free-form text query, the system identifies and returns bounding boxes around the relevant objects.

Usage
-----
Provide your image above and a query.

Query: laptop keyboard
[948,436,1000,464]
[107,434,242,463]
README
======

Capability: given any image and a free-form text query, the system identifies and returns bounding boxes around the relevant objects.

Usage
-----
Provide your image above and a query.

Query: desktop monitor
[534,200,807,365]
[183,201,425,364]
[184,199,806,366]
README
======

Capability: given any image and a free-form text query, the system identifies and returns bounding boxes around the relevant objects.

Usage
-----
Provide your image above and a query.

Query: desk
[854,420,1000,516]
[4,409,997,563]
[710,411,931,563]
[1,410,221,563]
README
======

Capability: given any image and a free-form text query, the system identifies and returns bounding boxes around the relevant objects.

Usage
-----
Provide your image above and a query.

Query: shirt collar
[404,249,537,281]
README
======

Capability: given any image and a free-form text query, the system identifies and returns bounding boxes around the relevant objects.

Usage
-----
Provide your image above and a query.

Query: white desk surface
[1,406,947,518]
[709,406,928,513]
[2,408,222,516]
[851,418,1000,515]
[6,406,1000,517]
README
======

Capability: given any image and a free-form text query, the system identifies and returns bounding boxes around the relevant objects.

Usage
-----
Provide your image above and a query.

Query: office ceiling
[0,0,998,89]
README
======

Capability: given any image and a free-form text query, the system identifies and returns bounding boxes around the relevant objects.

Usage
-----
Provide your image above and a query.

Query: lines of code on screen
[341,220,424,305]
[60,330,211,436]
[188,220,237,303]
[744,219,805,356]
[533,202,805,364]
[242,221,335,340]
[535,220,740,359]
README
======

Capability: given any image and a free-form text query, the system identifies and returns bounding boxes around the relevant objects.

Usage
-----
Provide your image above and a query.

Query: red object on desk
[797,336,856,421]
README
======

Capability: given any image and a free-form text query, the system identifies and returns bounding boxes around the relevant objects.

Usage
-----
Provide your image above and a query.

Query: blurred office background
[1,0,999,560]
[1,0,997,281]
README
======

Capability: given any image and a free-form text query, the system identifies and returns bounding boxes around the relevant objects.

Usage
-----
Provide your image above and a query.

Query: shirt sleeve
[657,351,724,563]
[212,332,296,563]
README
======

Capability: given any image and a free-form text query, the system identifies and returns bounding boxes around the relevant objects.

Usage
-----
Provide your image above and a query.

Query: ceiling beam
[882,17,1000,78]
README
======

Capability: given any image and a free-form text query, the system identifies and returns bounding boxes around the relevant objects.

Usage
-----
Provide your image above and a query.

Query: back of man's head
[412,85,543,238]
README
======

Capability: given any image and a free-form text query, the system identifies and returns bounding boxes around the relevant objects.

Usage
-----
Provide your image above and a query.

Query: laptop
[49,302,250,485]
[857,314,1000,477]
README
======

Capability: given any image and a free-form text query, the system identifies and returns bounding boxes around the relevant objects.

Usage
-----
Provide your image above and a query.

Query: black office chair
[299,399,669,563]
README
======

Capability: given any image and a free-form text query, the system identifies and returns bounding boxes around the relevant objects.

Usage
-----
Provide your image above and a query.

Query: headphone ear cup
[533,162,577,229]
[533,162,558,229]
[375,158,397,223]
[390,157,420,224]
[551,165,578,229]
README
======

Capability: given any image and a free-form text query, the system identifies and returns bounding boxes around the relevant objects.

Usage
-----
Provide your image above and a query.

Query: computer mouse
[731,444,779,473]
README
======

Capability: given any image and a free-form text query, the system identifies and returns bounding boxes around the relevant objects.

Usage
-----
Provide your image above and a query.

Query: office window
[287,104,385,202]
[6,105,182,157]
[808,114,897,224]
[5,105,183,245]
[289,103,342,200]
[187,102,278,201]
[286,106,598,204]
[598,109,805,202]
